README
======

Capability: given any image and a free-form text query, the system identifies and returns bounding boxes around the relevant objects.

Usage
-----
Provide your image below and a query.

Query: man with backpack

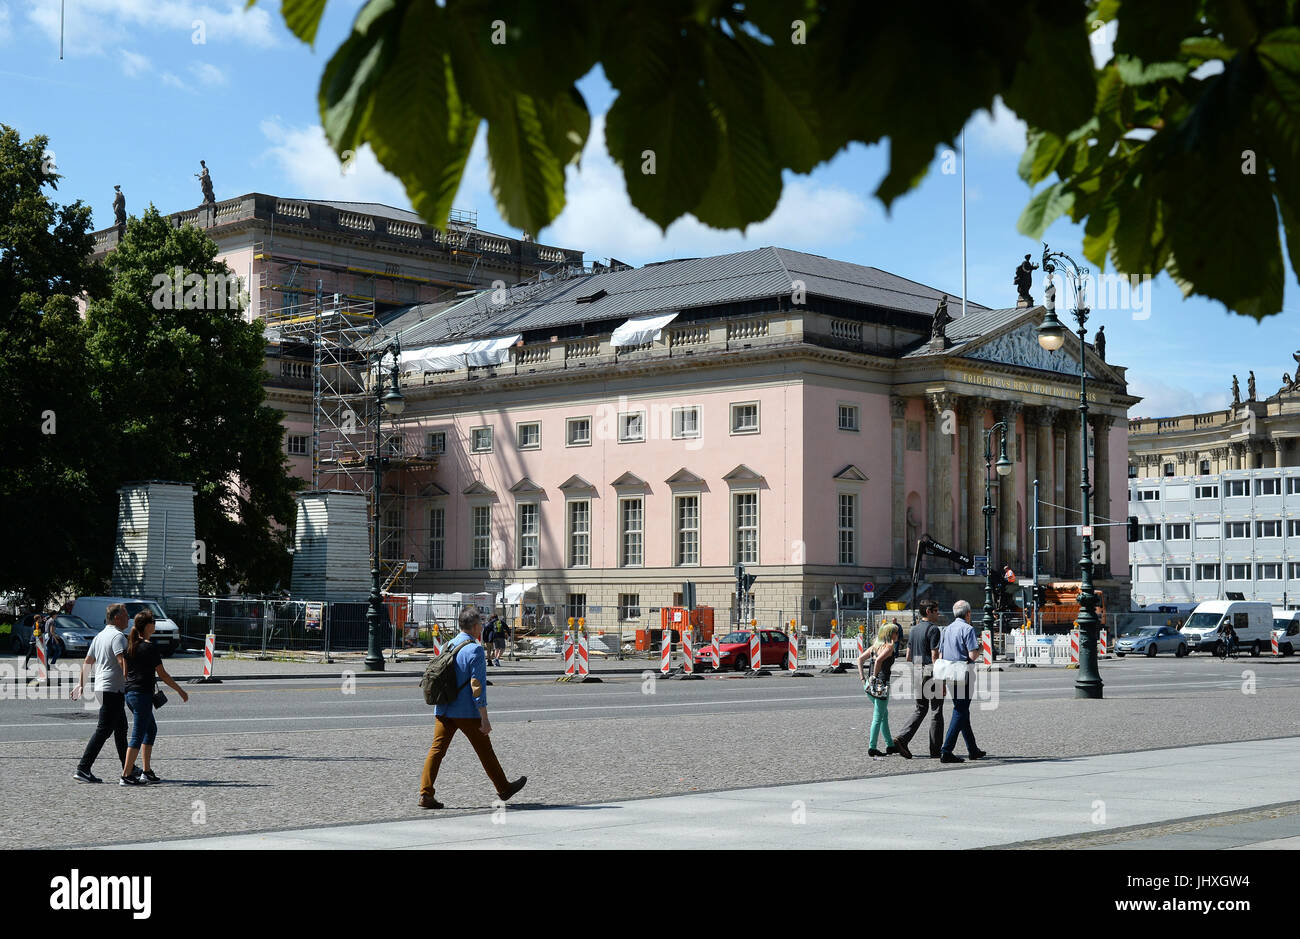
[418,605,527,810]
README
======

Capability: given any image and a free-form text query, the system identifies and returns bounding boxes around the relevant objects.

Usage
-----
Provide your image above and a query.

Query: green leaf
[1081,198,1119,269]
[738,35,825,174]
[533,87,591,168]
[1115,53,1191,85]
[1002,3,1096,137]
[1180,36,1235,63]
[1017,181,1075,239]
[1113,0,1200,61]
[317,0,405,155]
[280,0,329,46]
[1018,129,1067,185]
[486,92,568,234]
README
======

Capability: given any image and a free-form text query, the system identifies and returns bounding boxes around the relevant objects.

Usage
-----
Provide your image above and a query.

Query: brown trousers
[420,716,510,799]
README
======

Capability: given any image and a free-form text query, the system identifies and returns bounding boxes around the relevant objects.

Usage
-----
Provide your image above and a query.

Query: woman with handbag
[857,622,902,758]
[120,609,189,785]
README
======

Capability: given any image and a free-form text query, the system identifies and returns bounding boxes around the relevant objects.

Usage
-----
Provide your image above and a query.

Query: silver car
[1116,625,1188,658]
[46,614,100,657]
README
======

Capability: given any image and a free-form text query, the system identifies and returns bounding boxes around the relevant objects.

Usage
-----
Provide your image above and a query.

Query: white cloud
[967,97,1027,157]
[24,0,278,57]
[119,48,150,77]
[161,71,188,90]
[257,119,412,207]
[539,114,875,263]
[1127,376,1228,420]
[190,61,226,85]
[0,3,12,43]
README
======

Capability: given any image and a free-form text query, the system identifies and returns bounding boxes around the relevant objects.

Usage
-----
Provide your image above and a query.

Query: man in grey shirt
[71,603,132,783]
[893,600,945,759]
[938,599,986,764]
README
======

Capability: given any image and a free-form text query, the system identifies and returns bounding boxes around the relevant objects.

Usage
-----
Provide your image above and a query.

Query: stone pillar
[965,397,988,559]
[925,402,936,537]
[1065,407,1083,577]
[1092,414,1114,577]
[1054,412,1070,573]
[890,395,907,569]
[930,392,956,547]
[1275,439,1287,469]
[1034,407,1057,575]
[997,401,1020,569]
[1230,443,1244,470]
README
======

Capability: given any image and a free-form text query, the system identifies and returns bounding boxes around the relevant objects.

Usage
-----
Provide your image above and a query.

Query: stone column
[1065,407,1083,577]
[997,401,1021,569]
[1275,439,1287,470]
[1054,411,1070,573]
[930,392,957,547]
[925,402,936,537]
[965,397,988,559]
[1092,414,1114,578]
[890,395,907,569]
[1035,407,1058,574]
[1229,442,1244,470]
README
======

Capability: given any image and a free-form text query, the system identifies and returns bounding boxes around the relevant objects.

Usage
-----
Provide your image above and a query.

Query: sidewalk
[107,737,1300,850]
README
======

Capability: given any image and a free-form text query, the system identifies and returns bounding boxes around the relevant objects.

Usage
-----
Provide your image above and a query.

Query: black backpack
[420,635,474,706]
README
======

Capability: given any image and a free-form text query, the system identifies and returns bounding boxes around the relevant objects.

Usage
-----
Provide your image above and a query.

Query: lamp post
[364,343,405,672]
[1035,245,1103,699]
[982,422,1014,635]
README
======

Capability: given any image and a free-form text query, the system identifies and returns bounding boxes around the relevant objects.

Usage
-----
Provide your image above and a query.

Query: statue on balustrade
[1231,374,1241,408]
[195,160,215,205]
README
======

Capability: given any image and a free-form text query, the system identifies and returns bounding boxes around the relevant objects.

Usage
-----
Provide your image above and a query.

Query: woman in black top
[120,610,188,786]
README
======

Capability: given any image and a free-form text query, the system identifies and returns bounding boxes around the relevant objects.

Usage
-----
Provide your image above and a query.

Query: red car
[693,630,792,671]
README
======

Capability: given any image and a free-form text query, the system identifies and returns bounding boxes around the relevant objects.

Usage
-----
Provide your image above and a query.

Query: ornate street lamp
[983,422,1013,636]
[1036,245,1103,699]
[365,343,404,672]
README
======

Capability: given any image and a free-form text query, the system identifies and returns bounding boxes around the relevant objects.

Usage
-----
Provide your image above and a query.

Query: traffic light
[1034,584,1046,605]
[1127,516,1139,542]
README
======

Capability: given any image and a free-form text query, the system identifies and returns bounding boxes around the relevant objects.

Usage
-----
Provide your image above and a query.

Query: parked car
[44,613,99,657]
[68,597,182,656]
[1115,626,1188,658]
[1179,600,1273,656]
[693,629,792,671]
[1271,608,1300,656]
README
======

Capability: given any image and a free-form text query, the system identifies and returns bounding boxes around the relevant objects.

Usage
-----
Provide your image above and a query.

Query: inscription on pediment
[963,324,1097,377]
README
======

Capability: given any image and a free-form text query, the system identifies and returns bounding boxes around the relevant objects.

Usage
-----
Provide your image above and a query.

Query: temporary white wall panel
[290,491,372,601]
[111,481,200,601]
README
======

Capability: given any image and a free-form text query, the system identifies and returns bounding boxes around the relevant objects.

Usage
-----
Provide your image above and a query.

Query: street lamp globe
[995,453,1013,477]
[382,386,406,414]
[1037,311,1066,351]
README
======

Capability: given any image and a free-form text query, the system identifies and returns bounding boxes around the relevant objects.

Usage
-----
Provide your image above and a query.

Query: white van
[1180,600,1273,656]
[1271,608,1300,656]
[69,597,182,657]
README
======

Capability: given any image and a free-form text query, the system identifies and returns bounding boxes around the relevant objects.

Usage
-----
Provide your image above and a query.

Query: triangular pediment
[419,481,449,498]
[960,320,1100,378]
[558,474,596,492]
[834,464,869,481]
[508,476,544,495]
[610,471,648,490]
[462,480,496,497]
[723,464,764,483]
[665,468,706,487]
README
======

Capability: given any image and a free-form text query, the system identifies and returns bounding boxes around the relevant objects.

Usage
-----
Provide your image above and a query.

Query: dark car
[694,629,792,671]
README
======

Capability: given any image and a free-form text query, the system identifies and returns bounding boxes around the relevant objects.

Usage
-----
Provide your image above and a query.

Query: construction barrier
[829,630,841,668]
[1099,629,1107,656]
[788,629,799,672]
[710,636,721,669]
[805,637,863,668]
[202,633,216,680]
[34,632,47,683]
[661,630,672,675]
[1013,632,1078,667]
[750,629,762,671]
[682,629,694,675]
[1273,634,1281,657]
[563,629,575,677]
[1069,630,1080,666]
[981,629,992,666]
[576,628,590,677]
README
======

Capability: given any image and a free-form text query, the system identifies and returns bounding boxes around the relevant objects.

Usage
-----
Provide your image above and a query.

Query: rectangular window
[1199,460,1211,475]
[1290,520,1300,538]
[1225,521,1250,539]
[1137,489,1159,501]
[566,417,592,447]
[675,495,700,566]
[1195,484,1219,499]
[1128,464,1138,479]
[620,498,643,567]
[1257,520,1282,538]
[672,406,701,439]
[1163,463,1175,477]
[1139,524,1159,541]
[470,426,493,453]
[1195,522,1219,540]
[471,505,491,570]
[1227,479,1249,497]
[380,506,404,561]
[837,405,859,432]
[619,411,646,443]
[1196,564,1220,581]
[1258,563,1282,581]
[517,422,541,450]
[1256,477,1282,496]
[517,504,539,568]
[618,593,641,621]
[567,500,590,568]
[429,507,445,570]
[734,492,759,564]
[1289,478,1300,495]
[1165,523,1190,540]
[287,435,308,456]
[427,431,446,455]
[1227,563,1252,580]
[566,593,587,622]
[1166,565,1191,581]
[730,402,760,435]
[838,493,857,565]
[1290,563,1300,580]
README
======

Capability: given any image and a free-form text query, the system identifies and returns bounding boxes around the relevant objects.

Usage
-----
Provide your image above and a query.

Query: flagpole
[961,127,967,318]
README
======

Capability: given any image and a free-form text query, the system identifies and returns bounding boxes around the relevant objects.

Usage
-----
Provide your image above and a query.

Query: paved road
[3,656,1298,848]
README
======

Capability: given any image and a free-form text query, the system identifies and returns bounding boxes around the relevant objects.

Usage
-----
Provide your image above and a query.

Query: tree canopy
[262,0,1300,317]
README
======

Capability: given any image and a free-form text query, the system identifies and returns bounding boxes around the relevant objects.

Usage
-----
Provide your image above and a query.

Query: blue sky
[2,0,1296,418]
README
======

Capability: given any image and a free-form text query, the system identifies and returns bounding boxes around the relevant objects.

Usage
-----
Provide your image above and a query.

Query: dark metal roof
[386,246,988,349]
[899,306,1028,359]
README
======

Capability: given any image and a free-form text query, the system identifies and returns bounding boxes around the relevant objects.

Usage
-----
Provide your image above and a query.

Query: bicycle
[1215,638,1241,661]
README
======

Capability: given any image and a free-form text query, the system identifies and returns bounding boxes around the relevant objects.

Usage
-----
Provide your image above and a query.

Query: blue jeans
[125,690,157,748]
[869,695,893,750]
[941,686,978,756]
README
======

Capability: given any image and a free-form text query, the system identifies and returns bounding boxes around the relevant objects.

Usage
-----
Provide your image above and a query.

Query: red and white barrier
[1273,634,1281,657]
[563,629,575,677]
[576,628,589,677]
[202,633,216,680]
[1099,629,1108,656]
[750,629,762,671]
[710,636,721,670]
[682,629,694,675]
[980,629,992,666]
[1069,629,1080,666]
[787,629,799,672]
[34,632,47,683]
[661,630,672,675]
[829,630,841,668]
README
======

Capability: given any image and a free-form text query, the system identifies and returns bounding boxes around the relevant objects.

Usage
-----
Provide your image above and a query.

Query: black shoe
[939,752,965,764]
[418,795,444,809]
[74,770,101,784]
[868,748,885,757]
[499,776,528,801]
[896,740,913,760]
[968,748,987,761]
[142,769,161,783]
[119,774,145,786]
[885,745,899,754]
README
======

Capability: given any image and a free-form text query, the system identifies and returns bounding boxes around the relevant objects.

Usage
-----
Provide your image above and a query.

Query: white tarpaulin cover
[610,312,678,348]
[400,334,521,372]
[497,582,539,604]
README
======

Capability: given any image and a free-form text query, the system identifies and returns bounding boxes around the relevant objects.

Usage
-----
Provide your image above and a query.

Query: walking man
[418,605,527,809]
[938,599,987,765]
[70,603,132,783]
[893,600,945,759]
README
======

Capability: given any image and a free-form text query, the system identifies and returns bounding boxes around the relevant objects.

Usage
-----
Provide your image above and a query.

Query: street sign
[1078,525,1093,537]
[864,591,875,600]
[588,605,603,613]
[808,597,821,611]
[862,581,875,594]
[405,561,419,573]
[484,579,505,592]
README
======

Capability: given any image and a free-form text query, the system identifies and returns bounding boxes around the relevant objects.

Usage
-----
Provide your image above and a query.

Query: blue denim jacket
[433,634,487,719]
